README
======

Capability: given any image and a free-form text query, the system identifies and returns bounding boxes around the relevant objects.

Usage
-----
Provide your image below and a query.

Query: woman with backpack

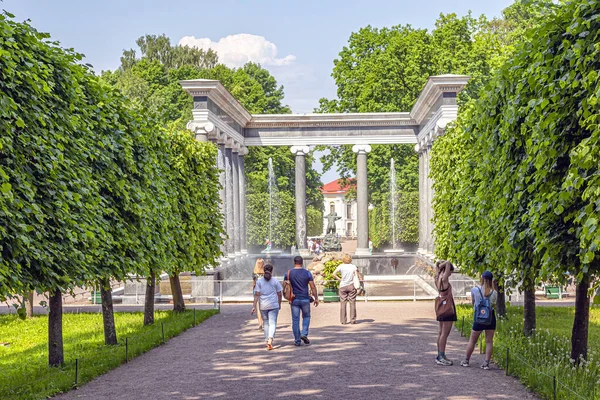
[251,264,283,350]
[461,270,497,370]
[434,260,457,366]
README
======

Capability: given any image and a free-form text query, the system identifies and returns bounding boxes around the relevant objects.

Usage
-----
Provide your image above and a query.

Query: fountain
[262,158,282,254]
[384,159,404,255]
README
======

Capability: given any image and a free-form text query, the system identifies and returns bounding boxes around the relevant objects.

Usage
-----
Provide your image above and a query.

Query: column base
[355,248,371,256]
[298,248,310,257]
[241,249,248,255]
[235,251,242,257]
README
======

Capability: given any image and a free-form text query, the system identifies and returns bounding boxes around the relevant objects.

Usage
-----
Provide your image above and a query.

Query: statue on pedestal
[322,212,342,252]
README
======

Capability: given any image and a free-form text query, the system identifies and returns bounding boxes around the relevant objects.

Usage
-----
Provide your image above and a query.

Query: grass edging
[0,308,219,400]
[455,305,598,400]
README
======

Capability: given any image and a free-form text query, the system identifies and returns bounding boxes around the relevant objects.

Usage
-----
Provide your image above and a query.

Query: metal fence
[121,277,482,306]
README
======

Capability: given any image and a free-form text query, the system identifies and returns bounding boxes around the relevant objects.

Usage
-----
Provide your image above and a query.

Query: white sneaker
[480,360,490,370]
[460,359,470,367]
[436,356,453,366]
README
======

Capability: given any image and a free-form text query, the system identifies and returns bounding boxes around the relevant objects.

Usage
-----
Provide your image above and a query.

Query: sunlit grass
[0,309,218,399]
[456,305,600,399]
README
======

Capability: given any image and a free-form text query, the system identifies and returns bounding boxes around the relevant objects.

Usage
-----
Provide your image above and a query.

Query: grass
[0,308,218,400]
[456,304,600,400]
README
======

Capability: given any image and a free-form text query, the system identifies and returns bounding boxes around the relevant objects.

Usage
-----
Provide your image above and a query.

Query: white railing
[137,277,483,306]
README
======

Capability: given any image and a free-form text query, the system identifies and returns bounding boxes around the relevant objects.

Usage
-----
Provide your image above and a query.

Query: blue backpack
[474,287,493,325]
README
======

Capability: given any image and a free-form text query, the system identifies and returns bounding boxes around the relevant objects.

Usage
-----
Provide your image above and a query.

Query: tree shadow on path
[56,303,537,400]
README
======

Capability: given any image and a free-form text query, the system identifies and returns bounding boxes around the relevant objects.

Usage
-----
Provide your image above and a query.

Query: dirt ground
[56,302,537,400]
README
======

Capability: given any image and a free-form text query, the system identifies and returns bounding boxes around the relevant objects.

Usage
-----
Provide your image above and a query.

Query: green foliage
[456,305,600,400]
[323,259,343,289]
[397,191,419,243]
[432,0,600,359]
[368,191,418,250]
[432,0,600,281]
[121,34,218,70]
[245,147,323,248]
[107,38,321,250]
[320,144,419,244]
[316,12,499,244]
[246,190,295,249]
[0,310,218,399]
[0,13,223,302]
[307,206,324,237]
[164,132,223,272]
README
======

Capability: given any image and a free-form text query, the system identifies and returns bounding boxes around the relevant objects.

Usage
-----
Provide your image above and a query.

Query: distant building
[320,179,357,237]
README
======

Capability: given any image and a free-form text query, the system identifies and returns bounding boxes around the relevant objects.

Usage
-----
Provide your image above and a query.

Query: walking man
[285,256,319,346]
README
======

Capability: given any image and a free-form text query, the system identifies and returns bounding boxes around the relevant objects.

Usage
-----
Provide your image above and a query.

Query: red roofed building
[319,179,357,237]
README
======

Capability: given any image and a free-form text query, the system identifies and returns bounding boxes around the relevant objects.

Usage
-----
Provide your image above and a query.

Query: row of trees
[0,14,223,365]
[431,0,599,362]
[318,0,554,250]
[105,35,324,251]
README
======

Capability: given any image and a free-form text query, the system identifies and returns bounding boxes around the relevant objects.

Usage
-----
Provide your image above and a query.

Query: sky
[4,0,514,183]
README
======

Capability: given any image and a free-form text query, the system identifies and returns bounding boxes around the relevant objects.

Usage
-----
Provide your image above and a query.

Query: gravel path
[56,302,536,400]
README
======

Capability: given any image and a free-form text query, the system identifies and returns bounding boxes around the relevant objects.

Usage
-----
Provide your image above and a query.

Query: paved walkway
[57,302,536,400]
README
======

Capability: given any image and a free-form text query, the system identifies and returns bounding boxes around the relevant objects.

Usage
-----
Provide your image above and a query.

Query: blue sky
[4,0,514,182]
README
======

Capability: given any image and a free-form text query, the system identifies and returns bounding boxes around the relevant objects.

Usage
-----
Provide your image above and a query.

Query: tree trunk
[100,278,118,345]
[24,291,34,319]
[48,289,64,366]
[523,282,536,336]
[494,280,507,319]
[144,271,156,326]
[169,274,185,313]
[571,274,591,364]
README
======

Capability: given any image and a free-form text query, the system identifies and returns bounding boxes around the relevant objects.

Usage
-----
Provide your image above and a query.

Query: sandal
[266,342,273,350]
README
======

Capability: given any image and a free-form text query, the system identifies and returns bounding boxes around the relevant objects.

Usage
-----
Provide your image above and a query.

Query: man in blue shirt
[284,256,319,346]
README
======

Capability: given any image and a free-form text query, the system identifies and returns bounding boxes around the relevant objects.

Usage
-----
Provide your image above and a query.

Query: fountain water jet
[263,158,282,254]
[384,158,404,255]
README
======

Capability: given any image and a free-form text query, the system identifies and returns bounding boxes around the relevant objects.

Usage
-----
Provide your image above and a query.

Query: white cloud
[178,33,296,68]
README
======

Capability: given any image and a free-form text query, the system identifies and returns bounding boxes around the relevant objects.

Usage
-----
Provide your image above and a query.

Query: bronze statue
[326,212,342,234]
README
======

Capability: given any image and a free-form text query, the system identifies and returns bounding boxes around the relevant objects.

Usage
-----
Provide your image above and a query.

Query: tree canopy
[431,0,599,361]
[105,35,323,250]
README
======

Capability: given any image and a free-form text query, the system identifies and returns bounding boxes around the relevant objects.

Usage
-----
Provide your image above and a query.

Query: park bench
[545,286,561,299]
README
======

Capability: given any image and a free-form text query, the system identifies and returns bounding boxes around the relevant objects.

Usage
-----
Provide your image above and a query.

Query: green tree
[316,13,500,245]
[432,0,600,361]
[122,34,218,70]
[307,206,324,237]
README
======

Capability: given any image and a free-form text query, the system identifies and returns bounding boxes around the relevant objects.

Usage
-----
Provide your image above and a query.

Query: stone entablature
[409,75,469,125]
[180,75,469,149]
[247,112,415,128]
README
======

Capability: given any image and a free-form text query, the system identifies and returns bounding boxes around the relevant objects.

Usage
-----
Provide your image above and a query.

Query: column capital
[352,144,372,154]
[186,121,214,142]
[238,146,249,156]
[290,145,310,156]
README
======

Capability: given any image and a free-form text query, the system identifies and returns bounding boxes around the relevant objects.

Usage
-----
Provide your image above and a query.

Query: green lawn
[456,305,600,400]
[0,309,218,400]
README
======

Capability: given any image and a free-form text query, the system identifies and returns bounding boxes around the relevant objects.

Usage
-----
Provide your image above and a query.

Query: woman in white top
[334,254,359,325]
[251,264,282,350]
[461,270,497,369]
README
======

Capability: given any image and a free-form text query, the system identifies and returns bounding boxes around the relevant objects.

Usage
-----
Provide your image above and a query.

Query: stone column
[417,144,424,253]
[216,137,228,261]
[426,146,435,254]
[424,147,431,253]
[291,145,310,255]
[224,145,235,258]
[232,146,241,256]
[238,147,248,255]
[352,144,371,256]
